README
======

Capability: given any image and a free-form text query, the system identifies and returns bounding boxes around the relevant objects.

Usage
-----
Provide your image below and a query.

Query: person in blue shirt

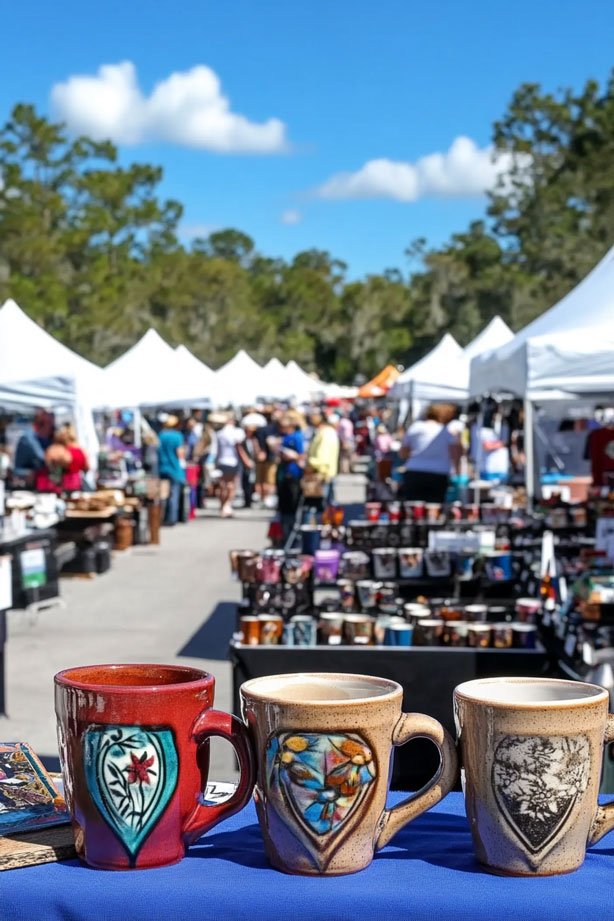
[276,412,305,541]
[13,410,54,485]
[157,415,186,525]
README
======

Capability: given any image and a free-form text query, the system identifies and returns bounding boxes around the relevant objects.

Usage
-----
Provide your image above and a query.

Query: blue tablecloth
[3,793,612,921]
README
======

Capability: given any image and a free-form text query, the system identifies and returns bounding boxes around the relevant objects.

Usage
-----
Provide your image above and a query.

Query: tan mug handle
[376,712,458,849]
[589,713,614,845]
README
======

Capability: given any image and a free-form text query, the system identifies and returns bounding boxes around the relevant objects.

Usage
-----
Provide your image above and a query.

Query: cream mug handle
[589,714,614,845]
[376,712,458,850]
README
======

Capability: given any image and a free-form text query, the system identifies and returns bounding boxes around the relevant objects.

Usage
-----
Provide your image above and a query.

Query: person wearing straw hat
[157,415,186,525]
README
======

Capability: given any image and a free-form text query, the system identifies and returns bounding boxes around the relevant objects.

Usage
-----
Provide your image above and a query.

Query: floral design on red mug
[83,725,178,865]
[492,734,590,858]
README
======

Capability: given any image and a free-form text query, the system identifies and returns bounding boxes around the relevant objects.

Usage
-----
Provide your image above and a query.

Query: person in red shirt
[584,424,614,487]
[36,424,89,493]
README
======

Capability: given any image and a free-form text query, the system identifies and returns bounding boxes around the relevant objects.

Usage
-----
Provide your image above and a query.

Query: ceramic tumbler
[241,672,457,875]
[258,614,284,645]
[454,677,614,876]
[291,615,317,646]
[342,614,374,645]
[317,612,344,645]
[55,664,255,870]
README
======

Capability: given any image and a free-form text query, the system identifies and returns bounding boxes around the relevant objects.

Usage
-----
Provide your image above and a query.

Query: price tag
[20,548,47,590]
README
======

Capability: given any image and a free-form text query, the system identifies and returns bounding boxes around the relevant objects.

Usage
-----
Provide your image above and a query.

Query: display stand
[0,609,6,716]
[230,642,549,790]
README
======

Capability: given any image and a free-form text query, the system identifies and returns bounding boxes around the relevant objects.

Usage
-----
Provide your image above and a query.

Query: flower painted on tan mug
[493,735,590,852]
[266,732,377,837]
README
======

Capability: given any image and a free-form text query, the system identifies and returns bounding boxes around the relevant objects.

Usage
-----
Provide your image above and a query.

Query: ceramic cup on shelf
[454,677,614,876]
[342,613,375,645]
[241,672,457,875]
[398,547,424,579]
[54,664,255,870]
[317,612,344,645]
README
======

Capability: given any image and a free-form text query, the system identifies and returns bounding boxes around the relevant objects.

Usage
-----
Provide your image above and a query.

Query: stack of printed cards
[0,742,69,836]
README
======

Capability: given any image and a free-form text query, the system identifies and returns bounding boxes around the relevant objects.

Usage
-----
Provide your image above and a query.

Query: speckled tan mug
[241,672,457,875]
[454,677,614,876]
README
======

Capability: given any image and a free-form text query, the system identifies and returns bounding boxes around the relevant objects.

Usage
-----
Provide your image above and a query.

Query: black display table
[229,642,550,790]
[0,527,61,716]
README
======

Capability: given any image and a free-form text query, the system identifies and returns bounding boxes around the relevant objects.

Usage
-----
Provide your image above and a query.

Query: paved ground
[0,474,364,780]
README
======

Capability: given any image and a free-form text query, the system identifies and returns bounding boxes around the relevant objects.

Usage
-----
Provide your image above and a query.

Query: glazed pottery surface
[241,672,457,875]
[55,663,255,870]
[454,676,614,876]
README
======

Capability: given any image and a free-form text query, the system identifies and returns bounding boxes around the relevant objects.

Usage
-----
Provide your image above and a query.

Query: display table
[3,793,611,921]
[0,528,60,610]
[230,643,549,790]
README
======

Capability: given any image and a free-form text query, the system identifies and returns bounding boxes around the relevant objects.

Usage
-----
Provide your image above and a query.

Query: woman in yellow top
[306,412,340,507]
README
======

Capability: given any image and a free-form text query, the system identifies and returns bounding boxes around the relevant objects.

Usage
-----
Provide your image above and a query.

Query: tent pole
[524,397,534,510]
[473,399,484,506]
[133,407,142,450]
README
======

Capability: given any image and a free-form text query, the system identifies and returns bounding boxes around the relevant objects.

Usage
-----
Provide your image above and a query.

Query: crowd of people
[3,396,613,532]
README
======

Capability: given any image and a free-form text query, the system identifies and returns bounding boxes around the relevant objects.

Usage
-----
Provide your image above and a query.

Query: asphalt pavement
[0,474,365,781]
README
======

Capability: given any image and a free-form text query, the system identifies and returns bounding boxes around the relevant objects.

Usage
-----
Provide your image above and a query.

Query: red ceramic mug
[54,663,255,870]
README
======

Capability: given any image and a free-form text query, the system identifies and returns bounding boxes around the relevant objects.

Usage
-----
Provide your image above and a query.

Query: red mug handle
[182,709,255,845]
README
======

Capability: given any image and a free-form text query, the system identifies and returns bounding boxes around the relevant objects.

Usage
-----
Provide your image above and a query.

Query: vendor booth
[0,300,101,472]
[469,246,614,501]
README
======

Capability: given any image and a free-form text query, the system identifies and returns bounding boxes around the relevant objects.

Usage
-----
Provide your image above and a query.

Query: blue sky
[2,0,612,277]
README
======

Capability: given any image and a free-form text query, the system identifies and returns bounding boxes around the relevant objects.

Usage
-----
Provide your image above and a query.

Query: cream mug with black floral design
[454,677,614,876]
[240,672,457,875]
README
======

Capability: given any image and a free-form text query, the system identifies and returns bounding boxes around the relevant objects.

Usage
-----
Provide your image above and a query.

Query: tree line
[0,70,612,382]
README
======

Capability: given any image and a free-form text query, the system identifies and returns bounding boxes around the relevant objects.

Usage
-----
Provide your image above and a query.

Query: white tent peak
[103,328,214,407]
[106,328,176,371]
[0,298,101,376]
[175,344,214,375]
[390,333,467,402]
[216,349,262,375]
[263,357,286,373]
[463,316,514,360]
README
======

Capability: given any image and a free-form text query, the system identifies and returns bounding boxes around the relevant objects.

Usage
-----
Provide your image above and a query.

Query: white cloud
[315,136,521,202]
[50,61,288,153]
[280,209,302,225]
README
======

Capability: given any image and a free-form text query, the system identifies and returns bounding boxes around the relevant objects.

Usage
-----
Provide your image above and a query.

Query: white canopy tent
[212,349,265,406]
[463,315,514,361]
[391,318,514,406]
[468,248,614,504]
[321,382,360,400]
[258,357,292,399]
[284,360,327,402]
[390,334,468,402]
[174,345,217,400]
[469,247,614,400]
[103,329,213,408]
[0,299,101,468]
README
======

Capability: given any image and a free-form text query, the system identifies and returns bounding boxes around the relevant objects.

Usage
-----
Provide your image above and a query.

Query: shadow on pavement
[178,601,236,661]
